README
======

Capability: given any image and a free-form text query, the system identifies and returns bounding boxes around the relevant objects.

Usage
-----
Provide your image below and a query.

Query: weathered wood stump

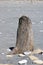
[11,16,34,54]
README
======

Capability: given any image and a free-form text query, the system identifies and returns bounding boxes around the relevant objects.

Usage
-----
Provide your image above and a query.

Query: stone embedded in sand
[23,51,31,55]
[18,54,25,57]
[18,59,27,65]
[6,55,14,58]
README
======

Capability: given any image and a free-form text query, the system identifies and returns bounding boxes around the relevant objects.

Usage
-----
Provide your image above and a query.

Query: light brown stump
[11,16,34,54]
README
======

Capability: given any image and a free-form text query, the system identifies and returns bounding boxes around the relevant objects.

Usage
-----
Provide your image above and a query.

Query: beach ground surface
[0,1,43,65]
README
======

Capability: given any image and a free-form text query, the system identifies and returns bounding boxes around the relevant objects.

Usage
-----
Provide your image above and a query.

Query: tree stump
[11,16,34,54]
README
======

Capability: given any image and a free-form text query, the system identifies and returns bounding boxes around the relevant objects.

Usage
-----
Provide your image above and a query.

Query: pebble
[18,54,25,57]
[18,59,27,65]
[23,51,31,55]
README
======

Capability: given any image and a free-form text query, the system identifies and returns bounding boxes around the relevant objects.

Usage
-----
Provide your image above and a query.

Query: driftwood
[10,16,34,54]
